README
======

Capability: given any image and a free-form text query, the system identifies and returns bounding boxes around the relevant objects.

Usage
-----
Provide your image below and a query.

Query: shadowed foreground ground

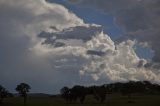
[1,94,160,106]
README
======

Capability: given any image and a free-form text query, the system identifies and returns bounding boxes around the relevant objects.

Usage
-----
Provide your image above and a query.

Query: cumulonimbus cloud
[0,0,160,93]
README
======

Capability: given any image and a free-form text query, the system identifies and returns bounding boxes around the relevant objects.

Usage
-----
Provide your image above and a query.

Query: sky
[0,0,160,94]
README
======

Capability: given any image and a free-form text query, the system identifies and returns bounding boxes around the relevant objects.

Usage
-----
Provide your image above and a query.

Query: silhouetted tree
[60,86,70,102]
[121,81,136,100]
[93,85,106,103]
[60,85,87,103]
[70,85,86,103]
[0,85,9,104]
[15,83,31,105]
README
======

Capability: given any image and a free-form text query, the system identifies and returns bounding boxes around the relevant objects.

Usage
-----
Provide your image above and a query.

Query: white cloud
[38,26,160,83]
[78,32,160,83]
[68,0,160,62]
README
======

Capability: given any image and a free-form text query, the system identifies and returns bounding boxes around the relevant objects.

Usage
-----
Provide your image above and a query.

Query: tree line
[60,81,160,103]
[0,81,160,105]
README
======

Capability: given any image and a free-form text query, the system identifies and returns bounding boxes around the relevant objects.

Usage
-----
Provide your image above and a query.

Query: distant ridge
[14,93,51,97]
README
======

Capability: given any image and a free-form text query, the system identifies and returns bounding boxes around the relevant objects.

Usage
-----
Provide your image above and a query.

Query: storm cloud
[0,0,160,93]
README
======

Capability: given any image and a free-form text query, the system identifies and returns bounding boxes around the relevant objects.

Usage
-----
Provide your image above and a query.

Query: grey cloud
[38,25,102,47]
[137,59,147,68]
[86,50,106,56]
[144,62,160,70]
[54,42,66,47]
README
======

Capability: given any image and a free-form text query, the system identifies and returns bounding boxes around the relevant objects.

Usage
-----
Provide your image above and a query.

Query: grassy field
[1,94,160,106]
